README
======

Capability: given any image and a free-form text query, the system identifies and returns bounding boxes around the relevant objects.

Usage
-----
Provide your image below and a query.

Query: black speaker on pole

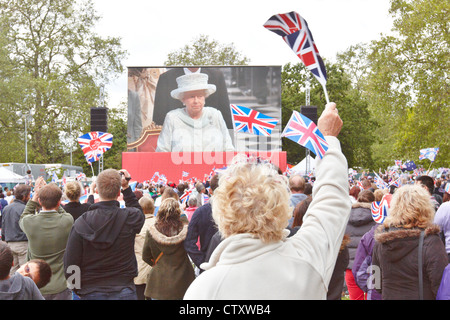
[300,106,318,125]
[90,107,108,132]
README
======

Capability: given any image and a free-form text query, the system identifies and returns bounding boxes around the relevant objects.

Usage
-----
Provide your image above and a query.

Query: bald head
[289,175,306,193]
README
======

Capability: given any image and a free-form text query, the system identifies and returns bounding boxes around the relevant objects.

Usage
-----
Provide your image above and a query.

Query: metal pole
[25,117,28,166]
[305,74,310,175]
[70,122,72,166]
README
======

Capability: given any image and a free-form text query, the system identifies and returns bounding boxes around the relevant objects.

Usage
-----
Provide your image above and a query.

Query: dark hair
[210,174,220,192]
[30,259,52,289]
[292,197,312,228]
[0,242,13,280]
[304,183,313,196]
[349,186,361,199]
[14,184,31,201]
[416,175,434,195]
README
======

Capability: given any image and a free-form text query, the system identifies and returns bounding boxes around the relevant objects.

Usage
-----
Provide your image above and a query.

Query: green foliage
[70,105,127,175]
[336,0,449,168]
[165,34,250,66]
[0,0,126,165]
[281,61,377,168]
[367,0,449,167]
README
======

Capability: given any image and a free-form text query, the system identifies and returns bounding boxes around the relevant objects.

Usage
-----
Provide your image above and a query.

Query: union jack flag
[371,194,392,224]
[77,131,113,163]
[230,104,278,136]
[76,172,86,181]
[389,177,402,188]
[264,11,327,88]
[182,171,189,178]
[373,172,388,189]
[419,147,439,162]
[281,111,328,159]
[180,188,193,203]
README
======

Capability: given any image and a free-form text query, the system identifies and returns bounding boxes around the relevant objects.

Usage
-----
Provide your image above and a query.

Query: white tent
[0,167,27,183]
[291,155,316,175]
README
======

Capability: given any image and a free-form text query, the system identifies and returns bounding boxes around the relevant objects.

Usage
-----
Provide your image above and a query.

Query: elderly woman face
[182,89,206,119]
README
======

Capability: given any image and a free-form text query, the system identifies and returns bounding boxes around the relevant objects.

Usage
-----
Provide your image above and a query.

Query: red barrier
[122,152,287,183]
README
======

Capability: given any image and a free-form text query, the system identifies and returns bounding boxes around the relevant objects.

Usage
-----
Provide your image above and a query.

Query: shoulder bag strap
[152,252,164,266]
[418,230,425,300]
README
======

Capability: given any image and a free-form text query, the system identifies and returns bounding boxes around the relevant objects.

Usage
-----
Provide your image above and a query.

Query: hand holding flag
[281,111,329,159]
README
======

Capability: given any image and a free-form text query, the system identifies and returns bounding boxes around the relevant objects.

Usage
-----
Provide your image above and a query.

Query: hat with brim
[170,73,216,101]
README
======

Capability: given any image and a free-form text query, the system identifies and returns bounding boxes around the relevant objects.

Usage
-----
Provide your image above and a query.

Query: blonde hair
[374,189,387,202]
[212,154,291,243]
[383,184,434,229]
[139,195,155,215]
[64,181,83,201]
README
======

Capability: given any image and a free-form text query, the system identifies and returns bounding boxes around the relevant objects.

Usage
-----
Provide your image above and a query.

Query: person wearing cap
[155,73,234,152]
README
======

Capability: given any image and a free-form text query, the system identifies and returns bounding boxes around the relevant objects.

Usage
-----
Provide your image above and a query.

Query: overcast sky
[91,0,394,107]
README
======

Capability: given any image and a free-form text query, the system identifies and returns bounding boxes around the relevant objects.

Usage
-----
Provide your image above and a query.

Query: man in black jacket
[184,174,219,273]
[63,169,144,300]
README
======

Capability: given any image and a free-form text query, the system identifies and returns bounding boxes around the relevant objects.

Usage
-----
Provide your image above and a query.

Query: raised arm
[291,102,350,286]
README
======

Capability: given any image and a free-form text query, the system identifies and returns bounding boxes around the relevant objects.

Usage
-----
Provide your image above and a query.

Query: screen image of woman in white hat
[155,73,234,152]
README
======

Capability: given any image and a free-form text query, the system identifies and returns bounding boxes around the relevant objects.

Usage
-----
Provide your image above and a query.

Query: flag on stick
[419,147,439,162]
[77,131,113,163]
[264,11,329,103]
[281,111,328,159]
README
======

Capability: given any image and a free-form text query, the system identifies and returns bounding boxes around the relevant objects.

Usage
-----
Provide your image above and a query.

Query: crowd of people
[0,102,449,300]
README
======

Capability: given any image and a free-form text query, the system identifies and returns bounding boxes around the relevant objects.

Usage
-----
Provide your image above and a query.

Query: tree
[352,0,449,168]
[0,0,126,164]
[165,34,250,65]
[281,61,377,169]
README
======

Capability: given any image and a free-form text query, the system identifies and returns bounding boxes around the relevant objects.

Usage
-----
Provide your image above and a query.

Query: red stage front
[122,152,287,183]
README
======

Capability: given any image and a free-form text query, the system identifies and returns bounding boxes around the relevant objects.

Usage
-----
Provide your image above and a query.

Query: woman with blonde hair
[142,198,194,300]
[62,181,95,221]
[184,102,351,299]
[372,184,448,300]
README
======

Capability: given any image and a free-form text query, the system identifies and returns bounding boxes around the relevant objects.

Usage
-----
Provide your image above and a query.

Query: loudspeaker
[300,106,317,125]
[90,107,108,132]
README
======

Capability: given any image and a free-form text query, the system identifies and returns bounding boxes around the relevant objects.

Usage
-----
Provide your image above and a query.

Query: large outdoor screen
[126,66,282,153]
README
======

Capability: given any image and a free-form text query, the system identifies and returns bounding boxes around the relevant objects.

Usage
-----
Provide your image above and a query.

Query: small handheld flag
[264,11,329,103]
[230,104,278,136]
[419,147,439,162]
[77,131,113,163]
[281,111,329,159]
[401,160,417,171]
[371,193,392,224]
